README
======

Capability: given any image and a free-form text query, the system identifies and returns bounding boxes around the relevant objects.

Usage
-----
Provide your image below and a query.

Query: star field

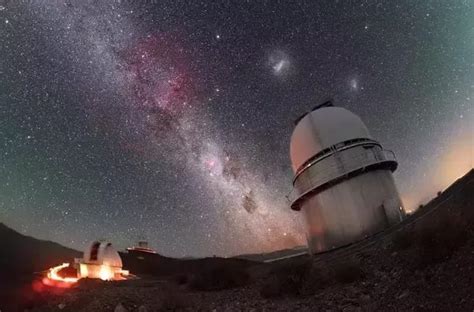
[0,1,472,257]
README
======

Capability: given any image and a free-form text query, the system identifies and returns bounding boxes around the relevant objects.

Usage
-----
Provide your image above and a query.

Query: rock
[138,306,148,312]
[58,303,66,310]
[342,306,361,312]
[114,303,128,312]
[359,294,371,304]
[397,290,410,299]
[342,298,359,306]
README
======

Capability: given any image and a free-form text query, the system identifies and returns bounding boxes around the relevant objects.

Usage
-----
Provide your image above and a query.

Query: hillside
[0,221,254,280]
[0,225,81,311]
[121,249,256,279]
[234,245,307,262]
[0,224,81,279]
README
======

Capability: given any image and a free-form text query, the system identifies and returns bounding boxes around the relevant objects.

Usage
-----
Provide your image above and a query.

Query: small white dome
[290,107,371,172]
[83,241,123,268]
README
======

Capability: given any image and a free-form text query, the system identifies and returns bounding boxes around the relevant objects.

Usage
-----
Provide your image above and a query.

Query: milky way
[0,1,472,257]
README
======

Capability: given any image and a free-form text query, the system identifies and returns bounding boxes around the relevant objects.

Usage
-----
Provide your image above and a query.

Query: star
[1,0,470,258]
[350,78,358,91]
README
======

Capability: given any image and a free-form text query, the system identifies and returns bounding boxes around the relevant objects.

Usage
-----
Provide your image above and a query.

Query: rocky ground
[27,236,474,312]
[6,171,474,312]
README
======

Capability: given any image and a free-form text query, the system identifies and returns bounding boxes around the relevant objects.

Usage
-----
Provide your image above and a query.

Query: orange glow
[79,263,89,277]
[42,276,75,288]
[42,263,79,288]
[403,127,473,212]
[43,261,130,287]
[47,263,79,283]
[437,135,473,189]
[98,265,114,281]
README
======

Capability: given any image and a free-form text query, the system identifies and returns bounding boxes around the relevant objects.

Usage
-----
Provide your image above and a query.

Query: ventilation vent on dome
[311,100,333,111]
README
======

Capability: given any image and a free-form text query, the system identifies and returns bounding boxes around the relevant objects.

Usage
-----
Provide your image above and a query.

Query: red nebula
[122,33,195,117]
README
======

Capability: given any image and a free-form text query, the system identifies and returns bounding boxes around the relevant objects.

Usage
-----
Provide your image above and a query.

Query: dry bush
[260,260,311,298]
[77,278,105,290]
[259,258,365,299]
[260,275,283,299]
[259,259,344,299]
[159,287,192,311]
[301,264,333,294]
[189,264,250,291]
[416,216,468,266]
[175,274,188,285]
[391,207,470,267]
[332,259,365,284]
[391,230,414,251]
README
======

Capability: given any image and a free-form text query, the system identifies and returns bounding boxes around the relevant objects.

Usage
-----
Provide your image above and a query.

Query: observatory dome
[288,103,405,254]
[290,107,371,172]
[83,241,122,268]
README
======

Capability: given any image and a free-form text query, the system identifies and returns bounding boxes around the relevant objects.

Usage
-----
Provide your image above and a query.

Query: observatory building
[289,101,406,254]
[75,241,128,280]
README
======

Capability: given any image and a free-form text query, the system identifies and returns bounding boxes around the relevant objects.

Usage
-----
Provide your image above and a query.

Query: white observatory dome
[288,102,405,254]
[83,241,123,268]
[290,106,371,172]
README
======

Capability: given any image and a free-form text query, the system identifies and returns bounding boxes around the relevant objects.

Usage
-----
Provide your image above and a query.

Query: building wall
[79,263,122,280]
[302,169,404,253]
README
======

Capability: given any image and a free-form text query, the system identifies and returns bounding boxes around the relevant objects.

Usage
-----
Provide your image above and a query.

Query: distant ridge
[234,245,308,262]
[0,223,81,278]
[0,222,256,280]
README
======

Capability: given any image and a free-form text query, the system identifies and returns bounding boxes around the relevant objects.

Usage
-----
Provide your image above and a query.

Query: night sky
[0,1,472,257]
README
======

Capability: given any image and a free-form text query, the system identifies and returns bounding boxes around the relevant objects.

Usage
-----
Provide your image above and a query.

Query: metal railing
[287,149,397,204]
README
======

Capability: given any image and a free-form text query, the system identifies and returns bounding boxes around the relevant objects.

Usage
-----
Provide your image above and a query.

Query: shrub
[259,260,311,298]
[258,259,340,298]
[259,258,364,299]
[77,278,104,290]
[260,275,283,298]
[391,230,414,251]
[175,274,188,285]
[159,287,191,310]
[189,264,250,291]
[332,260,365,284]
[301,264,332,294]
[416,216,468,266]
